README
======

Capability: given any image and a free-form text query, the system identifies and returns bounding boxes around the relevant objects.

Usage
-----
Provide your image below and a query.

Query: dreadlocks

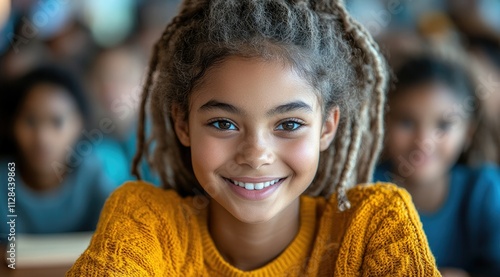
[132,0,388,211]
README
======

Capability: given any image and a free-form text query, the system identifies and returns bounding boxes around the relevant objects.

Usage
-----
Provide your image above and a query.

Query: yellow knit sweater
[67,181,440,276]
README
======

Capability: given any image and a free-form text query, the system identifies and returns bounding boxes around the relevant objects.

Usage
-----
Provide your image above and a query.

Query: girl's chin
[407,171,444,185]
[215,198,284,224]
[229,208,279,224]
[222,197,297,225]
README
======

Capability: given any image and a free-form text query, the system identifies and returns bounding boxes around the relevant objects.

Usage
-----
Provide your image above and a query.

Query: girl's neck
[20,161,66,192]
[401,174,449,214]
[208,198,300,271]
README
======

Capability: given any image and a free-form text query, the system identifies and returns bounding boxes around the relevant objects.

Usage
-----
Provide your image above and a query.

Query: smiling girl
[375,55,500,276]
[67,0,439,276]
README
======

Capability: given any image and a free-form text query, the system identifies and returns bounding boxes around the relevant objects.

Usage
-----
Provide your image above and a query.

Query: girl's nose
[235,133,275,169]
[416,127,436,143]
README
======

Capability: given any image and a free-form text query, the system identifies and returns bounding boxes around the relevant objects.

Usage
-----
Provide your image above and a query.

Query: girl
[68,1,440,276]
[88,45,159,185]
[375,56,500,276]
[0,65,122,237]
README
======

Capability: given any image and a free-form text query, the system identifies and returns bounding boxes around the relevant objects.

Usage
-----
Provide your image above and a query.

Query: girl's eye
[25,116,36,128]
[276,121,303,131]
[437,121,452,131]
[398,118,415,130]
[210,120,237,130]
[52,116,65,129]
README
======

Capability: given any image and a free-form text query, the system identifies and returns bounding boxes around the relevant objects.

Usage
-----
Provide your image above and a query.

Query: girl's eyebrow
[198,100,243,115]
[267,101,313,116]
[198,100,313,116]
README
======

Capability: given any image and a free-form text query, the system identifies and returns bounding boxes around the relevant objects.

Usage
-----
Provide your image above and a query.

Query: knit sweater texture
[67,181,440,276]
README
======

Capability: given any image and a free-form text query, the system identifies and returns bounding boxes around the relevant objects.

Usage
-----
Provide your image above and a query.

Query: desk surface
[1,232,92,276]
[1,264,71,277]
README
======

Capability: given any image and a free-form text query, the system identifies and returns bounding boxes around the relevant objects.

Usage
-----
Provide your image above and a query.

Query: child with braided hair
[67,0,439,276]
[375,55,500,276]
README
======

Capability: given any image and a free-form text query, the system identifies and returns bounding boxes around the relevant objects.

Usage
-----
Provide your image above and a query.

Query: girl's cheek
[440,128,468,158]
[14,121,32,153]
[278,135,319,175]
[387,129,413,156]
[191,135,234,170]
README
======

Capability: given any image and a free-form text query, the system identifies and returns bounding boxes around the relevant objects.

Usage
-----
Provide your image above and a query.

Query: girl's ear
[172,105,190,147]
[320,107,340,151]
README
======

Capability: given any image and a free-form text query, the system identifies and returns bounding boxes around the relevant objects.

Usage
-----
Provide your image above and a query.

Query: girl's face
[385,82,471,184]
[174,57,339,224]
[14,83,83,174]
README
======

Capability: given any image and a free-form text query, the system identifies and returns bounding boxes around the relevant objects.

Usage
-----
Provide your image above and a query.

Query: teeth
[228,178,282,190]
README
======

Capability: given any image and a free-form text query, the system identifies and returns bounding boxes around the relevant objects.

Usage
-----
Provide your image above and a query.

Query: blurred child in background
[88,45,158,185]
[375,55,500,276]
[465,37,500,165]
[0,65,124,238]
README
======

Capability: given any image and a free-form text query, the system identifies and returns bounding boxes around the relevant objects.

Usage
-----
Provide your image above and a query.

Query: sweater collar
[198,195,317,276]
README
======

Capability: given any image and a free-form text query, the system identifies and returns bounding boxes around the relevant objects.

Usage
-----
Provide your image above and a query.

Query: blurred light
[418,12,455,38]
[0,0,13,55]
[346,0,386,36]
[28,0,74,40]
[0,0,10,28]
[83,0,135,48]
[479,0,500,32]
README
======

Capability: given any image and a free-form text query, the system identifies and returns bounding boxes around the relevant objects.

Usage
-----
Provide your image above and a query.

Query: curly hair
[132,0,388,211]
[465,37,500,165]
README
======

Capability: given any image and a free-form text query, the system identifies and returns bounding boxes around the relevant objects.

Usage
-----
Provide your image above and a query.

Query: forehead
[390,82,465,117]
[190,56,320,111]
[20,83,76,114]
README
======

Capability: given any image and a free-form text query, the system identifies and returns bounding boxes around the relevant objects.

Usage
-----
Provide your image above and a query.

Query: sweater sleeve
[361,187,441,277]
[66,182,175,276]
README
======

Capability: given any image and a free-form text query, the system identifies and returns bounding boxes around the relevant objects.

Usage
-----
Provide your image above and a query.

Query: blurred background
[0,0,499,276]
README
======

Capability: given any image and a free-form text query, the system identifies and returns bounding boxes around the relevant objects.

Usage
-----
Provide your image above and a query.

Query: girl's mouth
[223,177,286,191]
[223,177,287,201]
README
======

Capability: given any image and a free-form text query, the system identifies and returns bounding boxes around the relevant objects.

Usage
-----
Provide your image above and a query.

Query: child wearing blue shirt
[376,163,500,275]
[375,55,500,276]
[0,65,121,240]
[0,155,114,234]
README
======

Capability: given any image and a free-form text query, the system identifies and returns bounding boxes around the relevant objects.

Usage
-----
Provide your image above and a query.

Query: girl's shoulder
[322,182,416,225]
[68,181,206,276]
[316,183,439,276]
[454,163,500,217]
[343,182,412,210]
[109,180,190,208]
[451,163,500,200]
[453,163,500,184]
[103,181,202,228]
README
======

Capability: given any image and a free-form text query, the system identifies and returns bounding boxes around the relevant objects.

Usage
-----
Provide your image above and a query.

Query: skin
[13,83,83,191]
[90,48,144,136]
[173,57,339,271]
[0,0,9,28]
[385,82,472,276]
[440,268,471,277]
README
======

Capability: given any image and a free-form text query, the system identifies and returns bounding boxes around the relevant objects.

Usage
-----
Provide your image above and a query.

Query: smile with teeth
[225,178,284,190]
